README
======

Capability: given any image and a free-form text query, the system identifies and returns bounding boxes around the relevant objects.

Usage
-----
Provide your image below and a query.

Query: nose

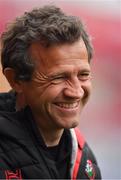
[63,78,84,99]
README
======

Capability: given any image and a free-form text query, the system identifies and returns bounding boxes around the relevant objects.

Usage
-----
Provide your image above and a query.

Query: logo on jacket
[5,169,22,180]
[85,160,95,180]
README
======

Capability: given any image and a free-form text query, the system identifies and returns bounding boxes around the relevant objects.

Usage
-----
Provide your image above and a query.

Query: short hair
[1,5,93,81]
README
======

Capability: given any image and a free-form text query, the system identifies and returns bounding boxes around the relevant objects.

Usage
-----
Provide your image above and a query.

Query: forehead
[29,39,89,72]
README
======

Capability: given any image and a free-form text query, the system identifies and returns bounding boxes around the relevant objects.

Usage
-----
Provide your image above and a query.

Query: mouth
[54,101,79,110]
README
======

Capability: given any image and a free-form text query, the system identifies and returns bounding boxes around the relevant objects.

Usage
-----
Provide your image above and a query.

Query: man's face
[21,39,92,130]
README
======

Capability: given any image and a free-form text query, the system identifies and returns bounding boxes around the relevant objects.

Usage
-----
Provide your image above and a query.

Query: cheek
[82,81,92,102]
[36,84,64,103]
[44,85,64,100]
[21,83,44,105]
[86,81,92,95]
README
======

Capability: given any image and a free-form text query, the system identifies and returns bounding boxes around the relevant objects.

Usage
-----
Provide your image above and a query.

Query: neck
[39,127,64,147]
[33,112,64,147]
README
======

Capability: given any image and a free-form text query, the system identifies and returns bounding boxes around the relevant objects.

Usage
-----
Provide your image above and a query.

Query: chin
[51,114,80,130]
[69,121,79,129]
[61,120,79,129]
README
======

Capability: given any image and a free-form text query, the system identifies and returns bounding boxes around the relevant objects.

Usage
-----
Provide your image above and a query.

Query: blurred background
[0,0,121,179]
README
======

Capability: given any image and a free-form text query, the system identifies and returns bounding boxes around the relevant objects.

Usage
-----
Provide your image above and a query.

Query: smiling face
[20,39,92,131]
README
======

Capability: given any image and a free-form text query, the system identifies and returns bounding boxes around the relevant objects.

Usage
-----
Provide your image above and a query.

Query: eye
[78,72,91,81]
[51,76,66,84]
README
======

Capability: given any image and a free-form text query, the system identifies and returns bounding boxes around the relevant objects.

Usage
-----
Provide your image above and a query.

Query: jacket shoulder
[78,142,102,179]
[0,109,26,139]
[71,128,101,179]
[0,90,16,112]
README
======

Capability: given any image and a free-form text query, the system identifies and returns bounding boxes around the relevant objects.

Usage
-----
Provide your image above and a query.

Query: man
[0,5,101,179]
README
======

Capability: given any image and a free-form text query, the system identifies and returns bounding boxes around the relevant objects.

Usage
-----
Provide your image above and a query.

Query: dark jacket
[0,90,16,112]
[0,91,101,179]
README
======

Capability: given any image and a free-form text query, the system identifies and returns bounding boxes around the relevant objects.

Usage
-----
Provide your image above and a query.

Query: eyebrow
[48,72,67,79]
[79,69,91,73]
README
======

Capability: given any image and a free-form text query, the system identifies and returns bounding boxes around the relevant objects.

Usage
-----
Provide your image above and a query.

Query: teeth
[56,102,78,109]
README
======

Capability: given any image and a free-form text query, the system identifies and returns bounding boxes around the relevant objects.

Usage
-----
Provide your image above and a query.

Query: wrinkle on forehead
[29,38,88,68]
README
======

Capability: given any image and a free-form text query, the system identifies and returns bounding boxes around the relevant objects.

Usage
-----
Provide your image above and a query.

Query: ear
[4,68,23,93]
